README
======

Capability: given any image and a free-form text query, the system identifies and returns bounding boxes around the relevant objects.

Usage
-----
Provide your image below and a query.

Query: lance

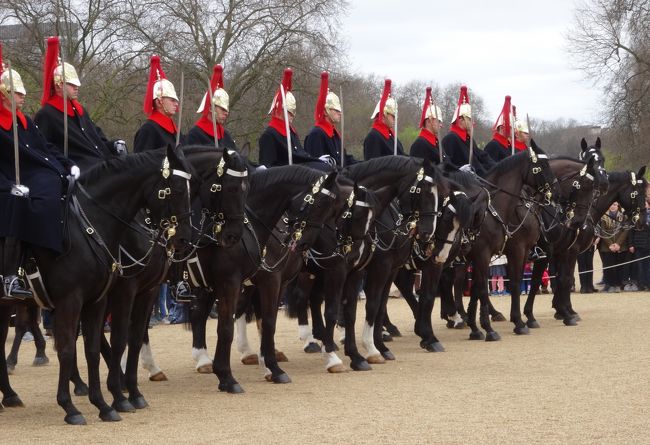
[7,62,27,197]
[467,88,474,168]
[279,84,292,165]
[431,94,444,164]
[207,76,219,149]
[526,113,533,142]
[511,103,516,156]
[60,41,69,158]
[393,95,398,156]
[175,71,184,147]
[339,84,345,168]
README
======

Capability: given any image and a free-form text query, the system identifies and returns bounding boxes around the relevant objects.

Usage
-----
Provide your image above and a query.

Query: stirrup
[3,275,33,300]
[529,246,547,261]
[173,281,195,303]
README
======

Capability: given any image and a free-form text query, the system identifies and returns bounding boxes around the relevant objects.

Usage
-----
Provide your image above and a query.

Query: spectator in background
[578,241,599,293]
[629,200,650,291]
[489,254,507,295]
[598,202,628,292]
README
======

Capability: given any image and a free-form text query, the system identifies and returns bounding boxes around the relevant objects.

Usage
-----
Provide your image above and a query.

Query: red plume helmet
[143,55,166,115]
[451,85,472,123]
[41,36,61,106]
[198,64,224,116]
[374,79,392,123]
[314,71,329,123]
[269,68,294,115]
[419,87,433,128]
[493,95,512,135]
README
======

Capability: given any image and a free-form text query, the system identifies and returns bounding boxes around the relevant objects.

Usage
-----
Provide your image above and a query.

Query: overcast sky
[340,0,602,125]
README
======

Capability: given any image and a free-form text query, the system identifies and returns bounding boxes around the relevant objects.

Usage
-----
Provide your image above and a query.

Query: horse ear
[580,138,587,151]
[323,170,338,188]
[638,165,646,178]
[223,147,231,163]
[530,139,539,150]
[239,142,251,158]
[595,137,601,149]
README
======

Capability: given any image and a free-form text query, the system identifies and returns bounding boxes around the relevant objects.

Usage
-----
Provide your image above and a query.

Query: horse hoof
[554,312,563,320]
[149,371,168,382]
[74,383,89,397]
[99,408,122,422]
[350,360,372,371]
[64,413,87,425]
[469,331,485,341]
[6,365,14,375]
[112,399,136,413]
[2,395,24,407]
[386,325,402,337]
[513,325,530,335]
[197,364,213,374]
[491,312,507,322]
[454,321,467,329]
[327,364,347,373]
[275,351,289,362]
[485,331,501,342]
[129,396,149,409]
[32,356,50,366]
[446,320,455,329]
[382,332,393,342]
[381,350,396,361]
[303,342,321,353]
[526,320,541,329]
[563,317,578,327]
[423,342,445,352]
[218,382,245,394]
[240,355,259,365]
[572,313,582,322]
[272,373,292,384]
[366,354,386,364]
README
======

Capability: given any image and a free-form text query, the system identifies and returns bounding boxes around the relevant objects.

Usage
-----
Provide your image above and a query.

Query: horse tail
[285,275,311,319]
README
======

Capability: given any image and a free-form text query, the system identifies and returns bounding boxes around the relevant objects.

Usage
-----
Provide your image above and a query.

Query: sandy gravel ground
[2,289,649,444]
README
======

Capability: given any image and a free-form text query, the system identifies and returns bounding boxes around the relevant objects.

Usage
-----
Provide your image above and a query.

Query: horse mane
[346,156,420,181]
[181,145,224,156]
[550,155,585,164]
[445,170,480,189]
[80,150,165,185]
[484,150,528,177]
[607,171,629,183]
[452,191,473,229]
[250,165,325,193]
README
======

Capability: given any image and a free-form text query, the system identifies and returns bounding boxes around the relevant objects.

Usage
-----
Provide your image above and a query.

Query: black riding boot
[1,237,32,300]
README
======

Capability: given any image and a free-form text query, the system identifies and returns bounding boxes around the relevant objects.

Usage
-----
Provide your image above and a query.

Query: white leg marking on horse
[337,325,346,343]
[140,343,162,376]
[299,324,317,348]
[259,356,272,378]
[322,345,343,370]
[192,347,212,370]
[120,348,127,374]
[235,314,257,358]
[435,219,460,264]
[362,321,380,357]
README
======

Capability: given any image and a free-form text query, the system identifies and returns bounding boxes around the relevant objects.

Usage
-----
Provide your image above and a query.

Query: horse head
[580,137,608,195]
[561,156,602,230]
[617,166,648,230]
[433,187,473,264]
[528,139,557,204]
[197,148,250,248]
[286,170,340,252]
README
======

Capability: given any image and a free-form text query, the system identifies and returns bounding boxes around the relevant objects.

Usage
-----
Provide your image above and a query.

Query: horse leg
[439,266,466,329]
[555,254,579,326]
[524,257,548,328]
[190,289,215,373]
[505,246,529,335]
[0,305,23,408]
[320,268,346,373]
[452,263,469,320]
[416,263,445,352]
[106,288,136,413]
[362,262,388,364]
[70,348,89,396]
[80,299,121,422]
[6,313,25,372]
[28,307,49,366]
[257,277,290,383]
[394,267,418,318]
[213,280,244,393]
[342,270,371,371]
[54,299,89,425]
[372,276,396,360]
[293,272,319,353]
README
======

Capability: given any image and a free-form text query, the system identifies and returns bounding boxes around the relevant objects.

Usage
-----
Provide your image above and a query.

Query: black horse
[104,146,250,413]
[189,166,345,393]
[0,145,194,424]
[524,165,648,326]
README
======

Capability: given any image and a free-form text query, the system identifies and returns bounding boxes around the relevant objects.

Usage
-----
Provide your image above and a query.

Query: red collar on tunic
[195,115,225,139]
[0,106,27,131]
[148,110,177,134]
[46,95,84,117]
[315,119,339,138]
[372,120,392,140]
[492,132,510,149]
[514,140,527,151]
[418,128,438,146]
[449,123,468,141]
[268,116,297,137]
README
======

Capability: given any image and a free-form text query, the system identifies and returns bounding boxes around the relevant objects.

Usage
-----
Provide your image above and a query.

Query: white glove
[70,165,81,179]
[318,155,337,167]
[256,165,267,171]
[459,164,474,173]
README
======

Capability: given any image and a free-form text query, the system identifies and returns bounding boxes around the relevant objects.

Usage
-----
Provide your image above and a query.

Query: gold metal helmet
[425,103,443,122]
[0,67,26,97]
[451,85,472,123]
[53,62,81,87]
[370,96,397,119]
[153,77,178,102]
[325,91,341,112]
[197,64,229,113]
[515,119,529,134]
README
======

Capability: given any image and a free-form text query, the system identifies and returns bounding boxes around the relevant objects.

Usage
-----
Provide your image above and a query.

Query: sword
[207,76,219,149]
[60,42,68,157]
[526,113,533,141]
[511,104,515,156]
[175,71,184,147]
[339,84,345,168]
[393,95,398,156]
[279,84,292,165]
[7,62,28,198]
[435,93,446,164]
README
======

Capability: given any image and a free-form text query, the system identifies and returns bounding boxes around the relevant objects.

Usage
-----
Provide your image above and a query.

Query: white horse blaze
[435,218,459,263]
[362,321,381,357]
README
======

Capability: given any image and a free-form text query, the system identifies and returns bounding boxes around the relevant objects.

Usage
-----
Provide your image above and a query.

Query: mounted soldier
[485,95,514,162]
[34,36,125,170]
[304,71,356,167]
[134,55,182,153]
[363,79,404,160]
[258,68,329,169]
[513,116,530,151]
[410,86,444,165]
[442,85,495,175]
[0,44,77,300]
[186,64,236,150]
